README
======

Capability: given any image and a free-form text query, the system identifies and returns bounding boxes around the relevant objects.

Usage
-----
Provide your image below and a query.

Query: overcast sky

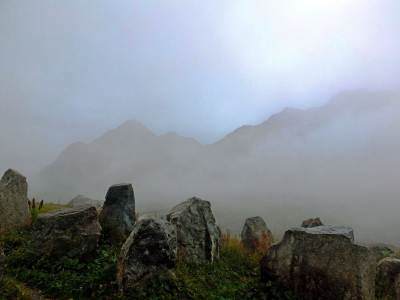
[1,0,400,174]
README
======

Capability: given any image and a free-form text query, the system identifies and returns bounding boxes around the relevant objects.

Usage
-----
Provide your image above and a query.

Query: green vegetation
[27,198,44,224]
[0,230,295,300]
[39,202,70,214]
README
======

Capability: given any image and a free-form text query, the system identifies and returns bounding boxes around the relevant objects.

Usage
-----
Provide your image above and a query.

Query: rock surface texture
[376,257,400,300]
[0,246,5,281]
[167,197,221,263]
[117,217,177,295]
[0,169,30,231]
[68,195,103,208]
[261,226,376,300]
[301,217,323,228]
[99,183,136,245]
[241,216,273,253]
[32,205,101,258]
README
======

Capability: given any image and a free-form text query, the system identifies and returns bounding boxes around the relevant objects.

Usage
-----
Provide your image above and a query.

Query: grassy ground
[39,203,71,214]
[0,205,296,300]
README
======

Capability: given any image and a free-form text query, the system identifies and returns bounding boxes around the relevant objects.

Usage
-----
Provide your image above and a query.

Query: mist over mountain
[32,91,400,244]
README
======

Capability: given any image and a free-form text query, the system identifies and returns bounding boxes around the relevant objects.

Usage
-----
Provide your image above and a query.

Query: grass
[0,229,296,300]
[39,202,71,214]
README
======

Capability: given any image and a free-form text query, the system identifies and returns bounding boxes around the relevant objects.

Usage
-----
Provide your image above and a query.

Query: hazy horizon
[1,1,400,175]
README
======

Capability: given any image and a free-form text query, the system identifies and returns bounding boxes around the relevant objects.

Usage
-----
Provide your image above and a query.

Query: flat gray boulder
[167,197,220,263]
[68,195,103,208]
[99,183,136,245]
[0,169,30,231]
[32,205,101,258]
[301,217,323,228]
[117,217,177,295]
[241,216,273,253]
[376,257,400,299]
[261,226,376,300]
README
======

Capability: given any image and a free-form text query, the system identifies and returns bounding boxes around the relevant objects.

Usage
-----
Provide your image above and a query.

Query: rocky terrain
[31,91,400,244]
[1,169,400,299]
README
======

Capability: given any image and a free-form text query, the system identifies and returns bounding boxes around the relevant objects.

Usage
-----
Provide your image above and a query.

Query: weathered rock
[0,169,30,231]
[241,216,273,253]
[99,183,135,245]
[0,246,5,281]
[301,217,323,228]
[117,217,177,295]
[68,195,103,208]
[32,205,101,258]
[167,197,220,263]
[261,226,376,300]
[376,257,400,300]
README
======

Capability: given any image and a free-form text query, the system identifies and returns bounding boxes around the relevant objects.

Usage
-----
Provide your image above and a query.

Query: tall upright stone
[99,183,135,245]
[261,226,376,300]
[0,169,30,231]
[167,197,221,263]
[241,216,273,254]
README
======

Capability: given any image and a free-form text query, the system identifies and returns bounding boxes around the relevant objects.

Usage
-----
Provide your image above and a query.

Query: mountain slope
[32,91,400,244]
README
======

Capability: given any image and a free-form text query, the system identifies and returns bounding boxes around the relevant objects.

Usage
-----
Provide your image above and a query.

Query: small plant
[27,198,44,224]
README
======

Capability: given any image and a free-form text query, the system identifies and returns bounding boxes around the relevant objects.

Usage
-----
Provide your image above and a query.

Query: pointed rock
[0,169,30,231]
[99,183,136,245]
[241,216,273,254]
[117,217,177,295]
[167,197,221,263]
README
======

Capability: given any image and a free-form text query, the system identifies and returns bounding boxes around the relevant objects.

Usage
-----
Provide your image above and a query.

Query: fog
[1,1,400,175]
[1,2,400,245]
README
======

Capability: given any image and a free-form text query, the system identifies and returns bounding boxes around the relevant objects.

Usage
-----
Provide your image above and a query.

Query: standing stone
[99,184,135,245]
[167,197,220,263]
[241,216,273,254]
[117,217,177,296]
[0,169,30,231]
[32,205,101,259]
[261,226,376,300]
[376,257,400,300]
[301,217,323,228]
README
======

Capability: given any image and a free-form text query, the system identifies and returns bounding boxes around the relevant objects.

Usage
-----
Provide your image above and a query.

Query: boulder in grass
[0,169,30,231]
[301,217,323,228]
[99,183,136,245]
[117,217,177,295]
[167,197,221,263]
[32,205,101,259]
[68,195,103,208]
[261,226,376,300]
[376,257,400,300]
[241,216,273,254]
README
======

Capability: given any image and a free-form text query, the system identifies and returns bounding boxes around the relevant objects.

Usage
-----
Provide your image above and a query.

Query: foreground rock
[32,205,101,258]
[0,169,30,231]
[68,195,103,208]
[117,217,177,295]
[241,216,273,253]
[167,197,221,263]
[99,184,136,245]
[261,226,376,300]
[0,246,5,281]
[376,257,400,299]
[301,217,323,228]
